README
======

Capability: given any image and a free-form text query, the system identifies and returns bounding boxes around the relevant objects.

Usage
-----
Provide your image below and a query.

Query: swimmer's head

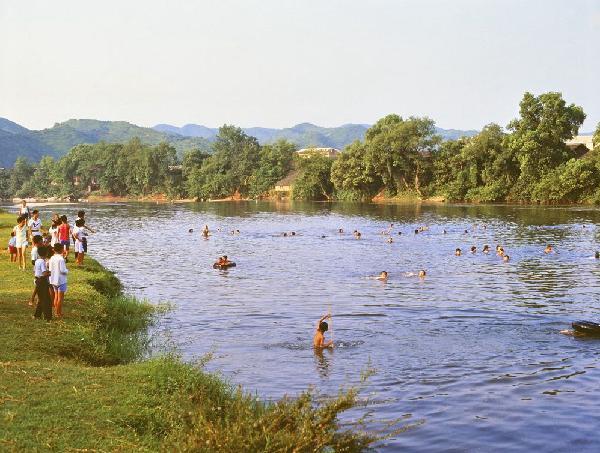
[398,231,402,235]
[483,245,490,251]
[319,321,329,332]
[283,232,288,237]
[415,229,419,234]
[418,269,426,277]
[503,255,510,262]
[545,245,553,253]
[455,248,462,256]
[291,232,296,236]
[380,271,388,278]
[470,246,476,253]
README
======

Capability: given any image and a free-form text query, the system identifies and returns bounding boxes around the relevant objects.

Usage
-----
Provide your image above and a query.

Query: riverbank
[0,211,373,451]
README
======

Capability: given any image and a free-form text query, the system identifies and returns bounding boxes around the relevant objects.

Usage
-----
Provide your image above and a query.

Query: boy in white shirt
[28,210,43,240]
[33,246,52,321]
[49,243,68,318]
[73,219,86,265]
[29,235,44,306]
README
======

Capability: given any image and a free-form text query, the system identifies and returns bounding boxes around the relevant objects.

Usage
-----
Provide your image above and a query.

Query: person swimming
[455,248,462,256]
[544,244,553,254]
[497,247,505,257]
[202,225,210,237]
[482,245,490,254]
[414,229,419,234]
[338,228,344,234]
[470,246,477,254]
[188,228,194,233]
[377,271,388,280]
[387,237,393,243]
[503,255,510,262]
[313,314,333,348]
[418,269,426,278]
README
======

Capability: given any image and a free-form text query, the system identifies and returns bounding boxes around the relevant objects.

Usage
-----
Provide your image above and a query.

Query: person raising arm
[313,314,333,349]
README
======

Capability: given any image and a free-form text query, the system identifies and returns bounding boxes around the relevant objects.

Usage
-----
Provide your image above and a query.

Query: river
[35,201,600,451]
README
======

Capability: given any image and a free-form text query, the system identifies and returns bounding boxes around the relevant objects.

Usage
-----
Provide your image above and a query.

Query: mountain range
[0,117,479,168]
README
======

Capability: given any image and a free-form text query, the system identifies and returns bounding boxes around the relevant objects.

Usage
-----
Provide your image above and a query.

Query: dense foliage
[1,91,598,204]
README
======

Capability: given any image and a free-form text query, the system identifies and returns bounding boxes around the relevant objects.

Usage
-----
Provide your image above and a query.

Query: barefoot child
[29,235,44,306]
[8,232,17,262]
[313,314,334,349]
[33,246,53,321]
[73,219,85,265]
[49,243,68,318]
[13,216,28,270]
[57,215,71,260]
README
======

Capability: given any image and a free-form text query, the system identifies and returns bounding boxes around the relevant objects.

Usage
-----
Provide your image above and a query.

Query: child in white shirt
[49,243,68,318]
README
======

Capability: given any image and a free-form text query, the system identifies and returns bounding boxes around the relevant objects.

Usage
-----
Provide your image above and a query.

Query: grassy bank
[0,211,373,451]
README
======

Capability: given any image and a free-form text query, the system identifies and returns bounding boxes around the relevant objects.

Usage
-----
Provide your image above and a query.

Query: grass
[0,211,375,452]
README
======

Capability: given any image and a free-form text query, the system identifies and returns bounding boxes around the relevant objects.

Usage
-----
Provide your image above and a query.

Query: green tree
[331,141,381,200]
[505,92,585,199]
[249,139,296,198]
[188,125,261,199]
[292,155,334,200]
[364,115,440,196]
[9,157,35,198]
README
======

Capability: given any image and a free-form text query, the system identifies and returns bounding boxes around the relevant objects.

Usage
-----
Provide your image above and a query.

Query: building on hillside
[296,147,341,159]
[273,170,301,198]
[566,135,595,157]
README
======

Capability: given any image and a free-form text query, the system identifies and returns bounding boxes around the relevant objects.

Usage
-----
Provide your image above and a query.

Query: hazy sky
[1,0,599,131]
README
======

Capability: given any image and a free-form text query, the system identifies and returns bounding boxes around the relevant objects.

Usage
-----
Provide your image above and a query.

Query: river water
[40,202,600,451]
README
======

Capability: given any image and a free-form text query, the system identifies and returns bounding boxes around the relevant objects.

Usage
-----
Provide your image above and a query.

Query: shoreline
[0,209,374,450]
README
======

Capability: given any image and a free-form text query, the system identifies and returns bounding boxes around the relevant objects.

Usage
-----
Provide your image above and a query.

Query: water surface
[46,202,600,451]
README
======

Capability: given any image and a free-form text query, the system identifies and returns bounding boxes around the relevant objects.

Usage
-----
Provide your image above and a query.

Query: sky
[1,0,599,132]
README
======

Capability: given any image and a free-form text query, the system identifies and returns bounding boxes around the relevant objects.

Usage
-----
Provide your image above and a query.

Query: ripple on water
[40,201,600,452]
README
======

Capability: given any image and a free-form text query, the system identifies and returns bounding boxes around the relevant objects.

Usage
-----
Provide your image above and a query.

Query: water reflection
[20,200,600,452]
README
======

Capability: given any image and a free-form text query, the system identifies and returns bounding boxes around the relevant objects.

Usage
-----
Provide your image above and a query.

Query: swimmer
[387,237,393,244]
[443,229,447,234]
[414,229,419,235]
[497,247,505,257]
[544,244,553,254]
[377,271,388,280]
[455,248,462,256]
[503,255,510,262]
[338,228,344,234]
[464,229,468,234]
[313,314,333,349]
[202,225,210,237]
[291,231,296,236]
[418,269,426,278]
[397,231,402,236]
[482,245,490,254]
[188,228,194,233]
[470,246,477,254]
[283,232,288,237]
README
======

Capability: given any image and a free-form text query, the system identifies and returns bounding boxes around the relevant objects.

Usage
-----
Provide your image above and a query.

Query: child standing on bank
[73,219,86,265]
[49,243,68,318]
[8,232,17,262]
[13,216,28,270]
[33,246,53,321]
[28,209,43,240]
[29,235,44,306]
[57,215,71,260]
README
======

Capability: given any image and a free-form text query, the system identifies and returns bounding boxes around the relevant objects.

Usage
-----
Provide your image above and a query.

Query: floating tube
[213,262,236,269]
[572,321,600,336]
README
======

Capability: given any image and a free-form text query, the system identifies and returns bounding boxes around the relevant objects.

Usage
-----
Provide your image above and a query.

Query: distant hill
[0,118,211,167]
[153,122,479,148]
[0,116,481,168]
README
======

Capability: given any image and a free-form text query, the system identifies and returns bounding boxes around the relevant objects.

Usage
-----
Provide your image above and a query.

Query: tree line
[2,92,599,204]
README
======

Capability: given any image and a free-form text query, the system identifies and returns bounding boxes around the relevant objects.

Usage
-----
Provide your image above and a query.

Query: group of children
[7,202,95,320]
